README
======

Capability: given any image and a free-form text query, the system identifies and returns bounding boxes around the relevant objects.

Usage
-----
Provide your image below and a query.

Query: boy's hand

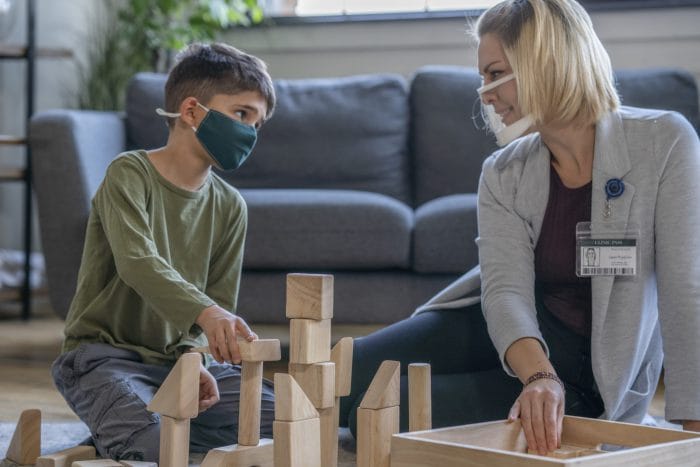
[195,305,258,364]
[199,365,220,413]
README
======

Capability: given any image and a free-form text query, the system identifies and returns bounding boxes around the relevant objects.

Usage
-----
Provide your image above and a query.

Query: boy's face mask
[156,102,257,171]
[477,73,534,147]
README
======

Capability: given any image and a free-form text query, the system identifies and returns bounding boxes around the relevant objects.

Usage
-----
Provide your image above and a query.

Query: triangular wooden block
[147,352,200,419]
[360,360,400,409]
[274,373,319,422]
[35,445,96,466]
[330,337,353,397]
[5,408,41,464]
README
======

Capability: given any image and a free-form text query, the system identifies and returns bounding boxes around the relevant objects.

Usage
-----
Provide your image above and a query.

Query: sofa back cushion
[410,66,499,207]
[126,72,412,204]
[410,66,700,206]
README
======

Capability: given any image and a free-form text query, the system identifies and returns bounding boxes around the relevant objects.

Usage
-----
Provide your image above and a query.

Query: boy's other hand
[195,305,258,364]
[199,365,220,412]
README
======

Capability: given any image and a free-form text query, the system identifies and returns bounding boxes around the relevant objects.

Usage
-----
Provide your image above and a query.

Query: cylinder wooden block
[273,418,321,467]
[408,363,432,432]
[289,318,331,364]
[239,361,264,446]
[286,273,334,320]
[357,406,400,467]
[288,362,335,409]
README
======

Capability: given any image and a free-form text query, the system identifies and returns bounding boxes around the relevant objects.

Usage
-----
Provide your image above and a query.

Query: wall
[0,3,699,250]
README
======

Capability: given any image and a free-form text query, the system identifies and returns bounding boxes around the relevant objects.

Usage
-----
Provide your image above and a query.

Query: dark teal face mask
[156,102,258,171]
[194,102,257,171]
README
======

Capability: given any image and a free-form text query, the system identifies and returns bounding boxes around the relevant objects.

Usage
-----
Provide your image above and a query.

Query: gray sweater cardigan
[416,107,700,425]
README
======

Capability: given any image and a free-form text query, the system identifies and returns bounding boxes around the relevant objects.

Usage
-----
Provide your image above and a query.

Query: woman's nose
[480,89,496,105]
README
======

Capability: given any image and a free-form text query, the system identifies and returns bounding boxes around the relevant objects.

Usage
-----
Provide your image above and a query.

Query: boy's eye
[234,110,247,120]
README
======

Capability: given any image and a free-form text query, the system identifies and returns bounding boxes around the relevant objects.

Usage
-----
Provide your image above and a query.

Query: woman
[340,0,700,455]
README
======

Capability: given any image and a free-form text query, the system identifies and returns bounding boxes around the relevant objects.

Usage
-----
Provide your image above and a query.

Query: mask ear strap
[155,108,181,118]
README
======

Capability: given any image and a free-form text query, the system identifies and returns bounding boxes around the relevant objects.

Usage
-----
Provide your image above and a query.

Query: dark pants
[339,302,604,438]
[52,343,275,461]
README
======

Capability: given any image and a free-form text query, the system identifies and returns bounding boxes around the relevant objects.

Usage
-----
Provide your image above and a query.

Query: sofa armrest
[30,109,126,318]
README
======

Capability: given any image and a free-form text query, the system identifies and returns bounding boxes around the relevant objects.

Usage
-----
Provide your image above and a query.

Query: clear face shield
[477,73,534,147]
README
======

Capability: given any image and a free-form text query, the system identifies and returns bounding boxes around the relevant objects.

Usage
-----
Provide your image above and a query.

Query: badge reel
[576,222,640,277]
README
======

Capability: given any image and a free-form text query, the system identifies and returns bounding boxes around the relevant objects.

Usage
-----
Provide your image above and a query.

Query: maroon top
[534,164,592,337]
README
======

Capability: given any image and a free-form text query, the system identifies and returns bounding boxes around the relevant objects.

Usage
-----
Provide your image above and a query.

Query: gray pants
[51,343,275,461]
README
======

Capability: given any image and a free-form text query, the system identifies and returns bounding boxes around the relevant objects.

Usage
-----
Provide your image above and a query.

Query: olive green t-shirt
[62,150,247,365]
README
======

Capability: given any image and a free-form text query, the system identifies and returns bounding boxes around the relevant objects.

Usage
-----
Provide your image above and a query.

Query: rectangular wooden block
[286,273,334,320]
[239,338,281,362]
[289,318,331,364]
[35,445,97,467]
[273,418,321,467]
[390,416,700,466]
[288,362,335,408]
[159,415,190,467]
[72,461,122,467]
[357,406,400,467]
[119,462,158,467]
[408,363,431,432]
[319,405,340,467]
[330,337,353,397]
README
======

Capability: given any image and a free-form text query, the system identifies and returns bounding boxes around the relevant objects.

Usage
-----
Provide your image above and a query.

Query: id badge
[576,222,639,277]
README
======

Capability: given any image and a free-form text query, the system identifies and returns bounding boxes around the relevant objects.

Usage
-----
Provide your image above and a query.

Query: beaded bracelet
[525,371,565,392]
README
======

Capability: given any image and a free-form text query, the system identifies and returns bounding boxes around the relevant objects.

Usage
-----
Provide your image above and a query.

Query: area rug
[1,421,357,466]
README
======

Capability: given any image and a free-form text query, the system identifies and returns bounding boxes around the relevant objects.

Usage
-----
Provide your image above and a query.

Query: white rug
[1,421,356,466]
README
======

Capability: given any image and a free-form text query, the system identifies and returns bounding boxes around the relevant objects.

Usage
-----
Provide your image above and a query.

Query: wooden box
[391,416,700,466]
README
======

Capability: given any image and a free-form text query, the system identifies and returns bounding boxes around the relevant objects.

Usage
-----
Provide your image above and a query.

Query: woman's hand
[508,377,565,455]
[195,305,258,364]
[198,365,220,413]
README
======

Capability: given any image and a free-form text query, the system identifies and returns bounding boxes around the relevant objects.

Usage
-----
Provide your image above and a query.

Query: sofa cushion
[410,66,499,207]
[615,68,699,131]
[240,189,413,269]
[126,72,412,203]
[414,194,479,274]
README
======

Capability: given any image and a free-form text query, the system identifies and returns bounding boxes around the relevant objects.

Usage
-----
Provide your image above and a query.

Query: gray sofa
[30,66,699,325]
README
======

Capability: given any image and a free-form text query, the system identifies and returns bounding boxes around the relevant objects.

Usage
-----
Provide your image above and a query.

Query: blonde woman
[341,0,700,455]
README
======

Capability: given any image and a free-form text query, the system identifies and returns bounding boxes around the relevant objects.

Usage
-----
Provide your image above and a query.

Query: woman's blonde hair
[474,0,619,126]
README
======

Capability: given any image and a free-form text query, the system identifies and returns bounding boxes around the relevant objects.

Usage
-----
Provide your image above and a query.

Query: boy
[51,43,276,461]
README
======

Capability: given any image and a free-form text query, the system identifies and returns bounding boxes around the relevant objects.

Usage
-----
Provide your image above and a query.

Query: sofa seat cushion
[240,189,413,269]
[414,194,479,274]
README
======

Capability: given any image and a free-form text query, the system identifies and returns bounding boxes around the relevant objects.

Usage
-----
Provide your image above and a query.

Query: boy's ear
[178,97,200,128]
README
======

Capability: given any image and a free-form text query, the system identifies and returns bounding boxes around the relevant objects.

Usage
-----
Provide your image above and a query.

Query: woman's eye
[490,71,502,79]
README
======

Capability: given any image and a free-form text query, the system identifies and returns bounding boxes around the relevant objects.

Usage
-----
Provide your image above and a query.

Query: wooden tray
[391,416,700,466]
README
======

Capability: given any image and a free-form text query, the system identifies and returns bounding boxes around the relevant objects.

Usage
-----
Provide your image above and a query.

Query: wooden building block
[288,362,335,409]
[159,415,190,467]
[200,438,273,467]
[239,338,281,362]
[71,461,122,467]
[360,360,400,410]
[408,363,431,432]
[5,408,41,464]
[119,462,158,467]
[35,445,96,467]
[273,418,321,467]
[357,406,399,467]
[238,360,264,446]
[330,337,353,397]
[319,405,340,467]
[286,273,334,320]
[390,416,700,466]
[289,318,331,364]
[274,373,319,422]
[147,352,200,419]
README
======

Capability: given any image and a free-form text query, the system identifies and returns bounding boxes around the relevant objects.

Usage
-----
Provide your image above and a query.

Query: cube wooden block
[390,416,700,466]
[286,273,333,320]
[288,362,335,409]
[289,318,331,364]
[357,406,400,467]
[200,438,273,467]
[35,445,96,467]
[273,418,321,467]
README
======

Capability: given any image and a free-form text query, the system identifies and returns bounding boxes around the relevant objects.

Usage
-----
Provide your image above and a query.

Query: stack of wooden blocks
[275,273,353,467]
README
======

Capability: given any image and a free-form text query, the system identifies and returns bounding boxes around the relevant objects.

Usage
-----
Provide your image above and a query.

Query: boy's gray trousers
[51,343,275,461]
